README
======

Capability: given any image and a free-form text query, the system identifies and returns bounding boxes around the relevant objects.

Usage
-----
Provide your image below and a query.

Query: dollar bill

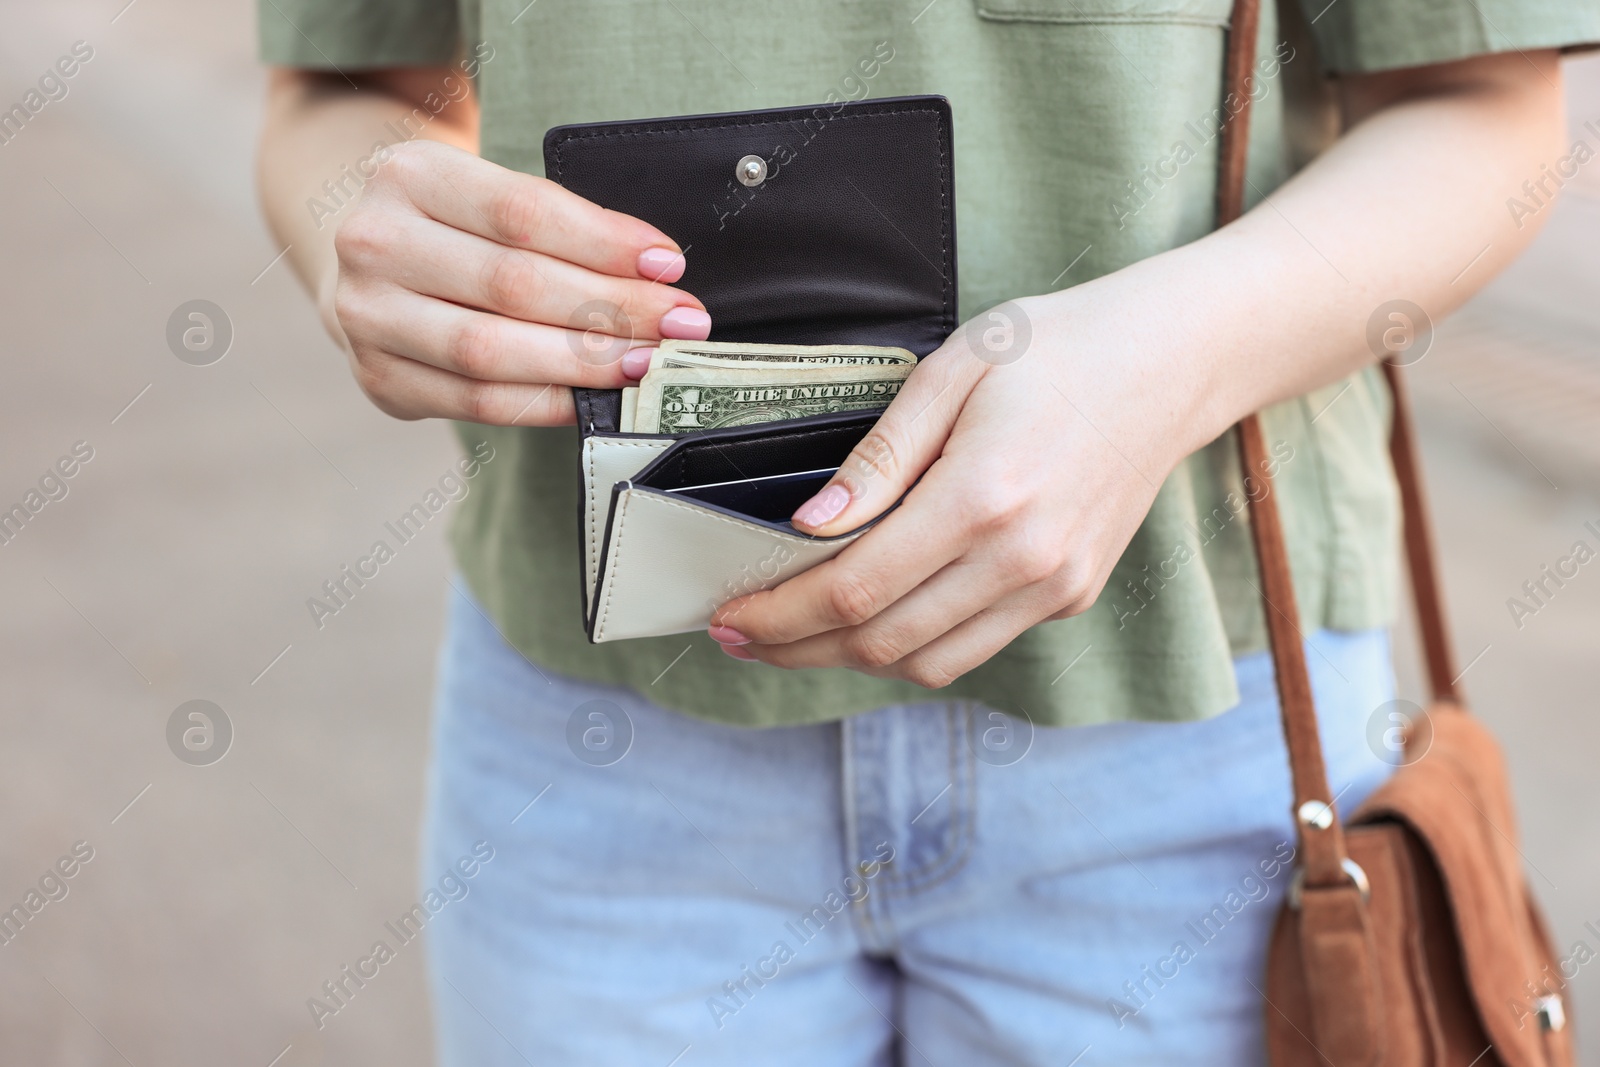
[616,341,916,431]
[651,339,915,371]
[631,363,912,434]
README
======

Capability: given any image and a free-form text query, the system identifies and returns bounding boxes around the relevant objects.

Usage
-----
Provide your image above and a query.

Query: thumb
[790,348,980,537]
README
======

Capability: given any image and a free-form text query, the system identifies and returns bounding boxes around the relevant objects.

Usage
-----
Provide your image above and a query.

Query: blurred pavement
[0,3,1597,1064]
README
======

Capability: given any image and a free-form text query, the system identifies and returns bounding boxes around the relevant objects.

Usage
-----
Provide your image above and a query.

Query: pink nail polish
[659,307,712,340]
[793,483,851,529]
[637,247,686,283]
[622,348,655,380]
[708,625,751,645]
[721,644,757,662]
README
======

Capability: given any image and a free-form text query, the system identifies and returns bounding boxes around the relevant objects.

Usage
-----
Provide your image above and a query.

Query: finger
[385,140,688,282]
[350,347,576,426]
[710,461,976,644]
[788,346,981,537]
[341,211,707,342]
[342,286,647,389]
[798,582,1065,689]
[738,550,1035,672]
[872,587,1059,689]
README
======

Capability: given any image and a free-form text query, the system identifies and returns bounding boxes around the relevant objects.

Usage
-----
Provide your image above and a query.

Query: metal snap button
[1296,799,1334,830]
[735,154,767,188]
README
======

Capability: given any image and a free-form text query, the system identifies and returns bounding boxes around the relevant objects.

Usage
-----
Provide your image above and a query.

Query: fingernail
[638,247,686,283]
[708,625,750,645]
[721,644,757,662]
[659,306,712,340]
[622,347,655,380]
[793,483,851,529]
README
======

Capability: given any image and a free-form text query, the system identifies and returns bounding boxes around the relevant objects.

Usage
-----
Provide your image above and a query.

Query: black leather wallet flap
[632,409,878,490]
[544,96,957,434]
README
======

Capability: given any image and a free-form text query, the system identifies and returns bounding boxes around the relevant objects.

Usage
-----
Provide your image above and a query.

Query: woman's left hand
[710,46,1571,686]
[707,291,1211,687]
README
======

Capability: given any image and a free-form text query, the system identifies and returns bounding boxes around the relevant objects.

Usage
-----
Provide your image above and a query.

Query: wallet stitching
[586,439,671,597]
[934,118,951,331]
[595,490,635,642]
[586,442,596,595]
[552,106,954,328]
[587,442,599,596]
[596,489,868,641]
[551,105,945,165]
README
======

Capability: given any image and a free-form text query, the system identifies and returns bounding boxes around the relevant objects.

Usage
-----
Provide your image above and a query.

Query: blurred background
[1,2,1597,1064]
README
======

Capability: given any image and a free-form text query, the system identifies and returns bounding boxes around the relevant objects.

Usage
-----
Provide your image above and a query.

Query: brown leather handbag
[1216,2,1575,1063]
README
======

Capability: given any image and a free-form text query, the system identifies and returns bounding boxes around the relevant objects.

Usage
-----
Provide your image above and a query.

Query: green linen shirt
[261,0,1600,728]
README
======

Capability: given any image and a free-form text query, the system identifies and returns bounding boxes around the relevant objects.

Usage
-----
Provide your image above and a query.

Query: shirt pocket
[973,0,1231,26]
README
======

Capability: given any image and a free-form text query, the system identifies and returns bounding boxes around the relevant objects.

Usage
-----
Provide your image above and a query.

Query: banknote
[616,341,916,432]
[651,339,915,371]
[630,363,912,434]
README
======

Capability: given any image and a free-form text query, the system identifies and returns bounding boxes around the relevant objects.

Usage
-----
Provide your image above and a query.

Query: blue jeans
[422,585,1395,1066]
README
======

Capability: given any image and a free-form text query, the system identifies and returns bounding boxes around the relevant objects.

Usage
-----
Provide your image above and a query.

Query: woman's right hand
[324,139,709,426]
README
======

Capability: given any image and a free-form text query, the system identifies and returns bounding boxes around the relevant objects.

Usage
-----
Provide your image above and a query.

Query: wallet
[543,96,957,642]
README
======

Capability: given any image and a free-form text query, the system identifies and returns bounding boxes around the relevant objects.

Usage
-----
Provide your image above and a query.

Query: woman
[257,1,1595,1062]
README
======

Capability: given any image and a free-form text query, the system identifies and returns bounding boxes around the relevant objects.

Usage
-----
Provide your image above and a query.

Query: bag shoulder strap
[1220,0,1351,893]
[1382,360,1461,705]
[1218,0,1461,892]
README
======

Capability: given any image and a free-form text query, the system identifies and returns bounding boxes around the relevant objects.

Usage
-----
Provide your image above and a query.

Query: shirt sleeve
[258,0,461,69]
[1295,0,1600,73]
